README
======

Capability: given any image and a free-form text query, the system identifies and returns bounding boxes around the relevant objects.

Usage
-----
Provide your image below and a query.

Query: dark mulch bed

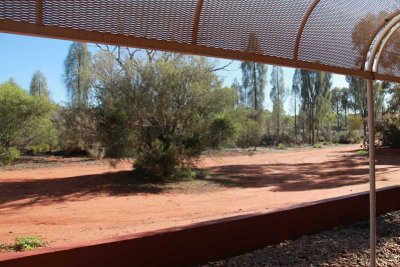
[201,211,400,267]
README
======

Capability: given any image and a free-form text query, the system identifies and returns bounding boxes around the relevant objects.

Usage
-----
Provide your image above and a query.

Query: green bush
[32,143,50,155]
[170,167,197,181]
[376,116,400,148]
[208,114,236,149]
[313,143,323,149]
[0,147,20,166]
[356,149,368,156]
[278,143,286,150]
[236,118,263,148]
[134,136,203,181]
[14,236,46,251]
[135,139,180,179]
[0,81,56,154]
[335,130,362,144]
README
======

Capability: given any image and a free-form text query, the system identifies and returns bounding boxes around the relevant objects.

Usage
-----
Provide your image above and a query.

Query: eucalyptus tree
[292,69,301,136]
[387,82,400,113]
[64,42,92,107]
[30,70,49,97]
[315,72,332,140]
[270,66,285,136]
[232,78,245,107]
[346,76,368,136]
[373,81,386,121]
[331,87,343,131]
[300,70,331,144]
[341,87,350,128]
[241,62,267,111]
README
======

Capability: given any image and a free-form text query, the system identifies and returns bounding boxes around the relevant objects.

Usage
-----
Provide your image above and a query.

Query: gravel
[201,211,400,267]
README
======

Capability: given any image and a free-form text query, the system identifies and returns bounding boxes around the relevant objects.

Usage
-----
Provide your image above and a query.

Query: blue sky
[0,32,348,110]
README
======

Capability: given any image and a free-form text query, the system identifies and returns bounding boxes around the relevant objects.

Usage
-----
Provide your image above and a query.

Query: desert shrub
[55,106,105,159]
[0,81,56,162]
[278,143,286,150]
[208,114,236,149]
[348,115,364,132]
[98,109,136,158]
[32,143,50,155]
[236,119,263,148]
[376,116,400,148]
[1,236,46,252]
[262,134,275,146]
[170,167,197,181]
[134,138,181,179]
[348,130,362,144]
[14,237,46,251]
[356,149,368,156]
[338,133,351,144]
[233,110,264,148]
[134,128,204,180]
[335,130,362,144]
[0,147,20,166]
[93,54,231,180]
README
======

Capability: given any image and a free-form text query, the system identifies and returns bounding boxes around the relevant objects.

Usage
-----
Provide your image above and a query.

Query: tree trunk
[294,96,297,138]
[253,63,258,111]
[336,103,340,131]
[362,110,367,137]
[276,70,280,137]
[311,108,315,145]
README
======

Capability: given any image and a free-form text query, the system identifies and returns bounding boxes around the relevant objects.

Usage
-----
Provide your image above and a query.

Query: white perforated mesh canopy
[1,0,400,82]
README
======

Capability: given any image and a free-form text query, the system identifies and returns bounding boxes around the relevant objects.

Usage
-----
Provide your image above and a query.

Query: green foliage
[30,70,49,97]
[299,70,332,145]
[14,237,46,251]
[240,49,267,111]
[387,83,400,113]
[313,143,323,149]
[236,116,264,148]
[0,81,56,164]
[356,150,368,156]
[92,52,230,180]
[32,143,50,155]
[208,114,236,149]
[270,66,286,137]
[348,115,363,132]
[54,106,104,158]
[170,167,197,181]
[0,147,20,165]
[135,138,182,179]
[278,143,286,150]
[0,243,12,252]
[64,42,92,107]
[334,130,361,144]
[376,116,400,148]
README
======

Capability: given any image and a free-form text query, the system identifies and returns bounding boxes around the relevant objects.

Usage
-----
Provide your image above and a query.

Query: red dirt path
[1,145,399,248]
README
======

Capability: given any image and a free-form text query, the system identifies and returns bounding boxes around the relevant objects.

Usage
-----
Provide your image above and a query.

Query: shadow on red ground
[0,148,399,210]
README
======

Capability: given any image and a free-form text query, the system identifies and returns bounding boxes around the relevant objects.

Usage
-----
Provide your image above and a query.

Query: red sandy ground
[0,145,399,248]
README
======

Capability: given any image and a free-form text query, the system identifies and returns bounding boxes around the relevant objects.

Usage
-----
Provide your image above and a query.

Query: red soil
[0,145,399,248]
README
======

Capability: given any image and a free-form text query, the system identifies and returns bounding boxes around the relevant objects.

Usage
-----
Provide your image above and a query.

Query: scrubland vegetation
[1,43,400,181]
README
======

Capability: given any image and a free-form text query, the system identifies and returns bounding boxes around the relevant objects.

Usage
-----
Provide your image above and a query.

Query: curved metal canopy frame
[360,12,400,71]
[293,0,320,61]
[3,0,400,82]
[375,23,400,73]
[1,2,400,267]
[367,14,400,73]
[363,13,400,267]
